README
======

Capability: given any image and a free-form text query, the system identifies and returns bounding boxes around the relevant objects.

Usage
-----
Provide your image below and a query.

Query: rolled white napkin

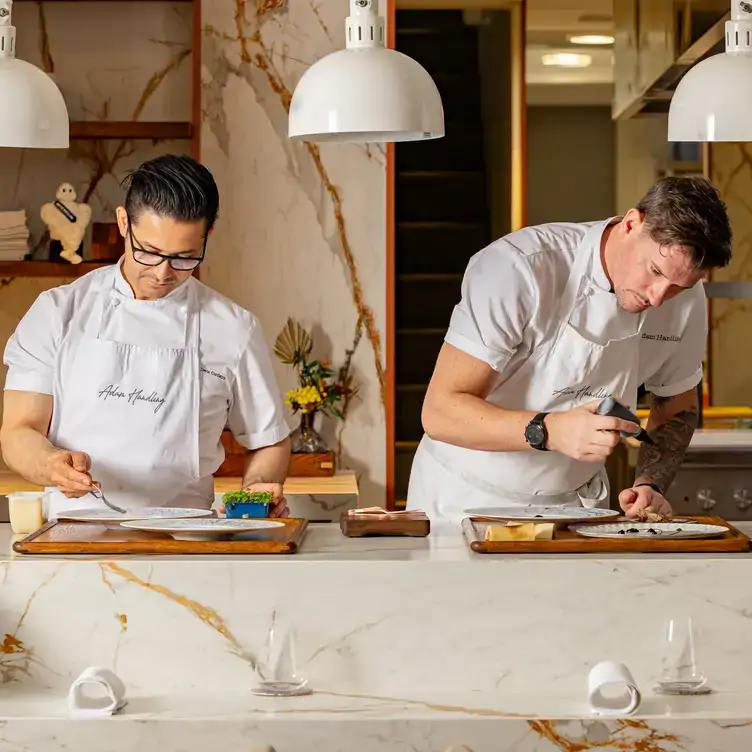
[587,661,641,716]
[68,667,127,718]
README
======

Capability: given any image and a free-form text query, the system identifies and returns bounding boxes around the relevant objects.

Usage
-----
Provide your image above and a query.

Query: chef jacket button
[112,299,120,307]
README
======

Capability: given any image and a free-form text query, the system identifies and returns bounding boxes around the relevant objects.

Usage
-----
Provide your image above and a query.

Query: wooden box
[214,430,336,478]
[289,452,335,477]
[91,222,125,262]
[340,509,430,537]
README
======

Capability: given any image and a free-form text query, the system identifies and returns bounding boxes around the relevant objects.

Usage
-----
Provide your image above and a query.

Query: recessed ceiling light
[541,52,593,68]
[568,34,615,45]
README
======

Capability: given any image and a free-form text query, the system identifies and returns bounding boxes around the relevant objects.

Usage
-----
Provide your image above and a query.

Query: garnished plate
[464,506,621,523]
[569,521,729,540]
[120,517,285,541]
[56,507,214,523]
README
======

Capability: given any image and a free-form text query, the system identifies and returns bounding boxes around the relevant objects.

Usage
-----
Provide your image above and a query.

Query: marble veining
[200,0,387,504]
[3,524,752,748]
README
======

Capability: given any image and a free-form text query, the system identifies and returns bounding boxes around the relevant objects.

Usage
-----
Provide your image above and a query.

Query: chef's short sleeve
[444,243,537,372]
[3,292,61,395]
[227,318,291,450]
[643,289,706,398]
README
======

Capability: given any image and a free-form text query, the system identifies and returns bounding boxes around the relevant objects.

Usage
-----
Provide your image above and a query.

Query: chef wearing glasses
[1,155,291,519]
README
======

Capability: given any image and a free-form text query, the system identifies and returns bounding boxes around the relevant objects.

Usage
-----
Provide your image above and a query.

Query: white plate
[57,507,214,523]
[120,517,285,541]
[464,506,621,523]
[569,521,729,540]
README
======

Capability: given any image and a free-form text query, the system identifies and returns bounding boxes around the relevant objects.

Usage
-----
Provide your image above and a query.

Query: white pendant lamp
[288,0,444,143]
[0,0,69,149]
[668,1,752,142]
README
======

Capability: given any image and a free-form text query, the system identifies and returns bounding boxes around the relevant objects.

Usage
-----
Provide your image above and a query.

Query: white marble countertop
[2,521,752,563]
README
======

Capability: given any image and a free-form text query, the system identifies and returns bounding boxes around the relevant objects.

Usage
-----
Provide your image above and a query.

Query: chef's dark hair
[121,154,219,232]
[635,176,732,270]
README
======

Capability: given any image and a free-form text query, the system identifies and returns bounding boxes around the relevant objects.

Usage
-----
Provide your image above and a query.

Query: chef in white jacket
[407,176,732,522]
[1,155,291,519]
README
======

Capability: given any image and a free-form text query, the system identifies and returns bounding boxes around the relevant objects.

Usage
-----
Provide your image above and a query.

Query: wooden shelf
[0,261,112,278]
[70,122,193,140]
[0,471,360,497]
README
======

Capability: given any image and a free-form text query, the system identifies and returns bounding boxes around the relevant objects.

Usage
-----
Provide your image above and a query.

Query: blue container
[224,502,270,519]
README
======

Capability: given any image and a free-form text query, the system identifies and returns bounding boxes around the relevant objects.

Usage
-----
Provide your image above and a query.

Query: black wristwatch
[635,482,663,495]
[524,412,550,451]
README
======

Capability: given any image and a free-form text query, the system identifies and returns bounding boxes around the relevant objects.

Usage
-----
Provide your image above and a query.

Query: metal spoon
[89,486,127,515]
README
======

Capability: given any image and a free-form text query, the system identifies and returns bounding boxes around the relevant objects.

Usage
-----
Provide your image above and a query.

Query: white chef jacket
[446,220,706,398]
[3,262,291,482]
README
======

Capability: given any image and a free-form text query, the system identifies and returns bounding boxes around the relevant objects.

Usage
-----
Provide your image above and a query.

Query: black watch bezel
[525,412,549,451]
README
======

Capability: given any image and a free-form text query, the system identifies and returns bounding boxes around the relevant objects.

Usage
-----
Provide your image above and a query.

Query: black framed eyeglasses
[127,219,207,271]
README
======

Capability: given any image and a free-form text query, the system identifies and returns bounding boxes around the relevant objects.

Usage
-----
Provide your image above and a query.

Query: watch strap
[527,412,549,451]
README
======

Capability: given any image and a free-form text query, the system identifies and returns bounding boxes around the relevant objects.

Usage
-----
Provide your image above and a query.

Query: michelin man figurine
[40,183,92,265]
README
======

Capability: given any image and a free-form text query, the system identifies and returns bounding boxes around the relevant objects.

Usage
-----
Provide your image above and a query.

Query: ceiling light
[288,0,444,143]
[541,52,593,68]
[0,0,69,148]
[668,1,752,142]
[568,34,615,46]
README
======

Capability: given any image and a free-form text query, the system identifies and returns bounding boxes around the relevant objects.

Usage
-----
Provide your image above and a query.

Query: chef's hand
[546,400,641,462]
[46,449,95,498]
[619,485,673,518]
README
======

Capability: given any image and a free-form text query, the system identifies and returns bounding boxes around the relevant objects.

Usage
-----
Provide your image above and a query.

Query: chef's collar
[591,216,621,293]
[112,255,190,302]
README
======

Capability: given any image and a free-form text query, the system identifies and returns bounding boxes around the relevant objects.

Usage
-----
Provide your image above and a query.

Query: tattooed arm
[618,387,699,517]
[636,387,699,491]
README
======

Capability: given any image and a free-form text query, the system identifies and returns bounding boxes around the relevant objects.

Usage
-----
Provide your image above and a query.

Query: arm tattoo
[636,393,699,493]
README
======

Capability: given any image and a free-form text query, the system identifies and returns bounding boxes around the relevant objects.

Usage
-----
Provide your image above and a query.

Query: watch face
[525,424,546,447]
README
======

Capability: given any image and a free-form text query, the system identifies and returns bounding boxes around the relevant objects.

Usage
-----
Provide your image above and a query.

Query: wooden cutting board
[13,518,308,555]
[462,515,750,554]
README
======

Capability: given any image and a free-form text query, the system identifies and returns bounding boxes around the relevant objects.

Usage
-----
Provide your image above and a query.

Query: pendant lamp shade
[288,0,444,143]
[0,0,69,149]
[668,2,752,142]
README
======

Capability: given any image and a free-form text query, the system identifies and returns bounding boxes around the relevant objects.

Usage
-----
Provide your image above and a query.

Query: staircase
[393,10,491,505]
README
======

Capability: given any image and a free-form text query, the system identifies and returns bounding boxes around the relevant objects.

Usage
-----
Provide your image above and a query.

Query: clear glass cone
[655,617,709,694]
[252,611,311,697]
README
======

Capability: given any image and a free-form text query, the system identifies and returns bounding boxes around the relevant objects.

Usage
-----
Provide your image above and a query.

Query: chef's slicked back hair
[121,154,219,232]
[635,175,732,270]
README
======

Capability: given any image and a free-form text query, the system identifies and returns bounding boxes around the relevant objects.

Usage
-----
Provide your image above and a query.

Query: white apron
[407,223,646,522]
[45,271,208,519]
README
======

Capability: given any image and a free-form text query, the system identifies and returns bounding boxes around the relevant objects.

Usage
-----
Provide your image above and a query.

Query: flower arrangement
[274,318,357,454]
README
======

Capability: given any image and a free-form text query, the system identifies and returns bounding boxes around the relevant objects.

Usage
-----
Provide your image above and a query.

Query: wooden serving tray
[462,516,750,554]
[13,518,308,556]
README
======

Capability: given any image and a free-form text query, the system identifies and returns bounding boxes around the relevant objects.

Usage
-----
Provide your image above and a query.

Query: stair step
[397,121,484,171]
[397,274,461,330]
[396,388,427,443]
[397,221,488,275]
[395,329,445,384]
[396,172,488,223]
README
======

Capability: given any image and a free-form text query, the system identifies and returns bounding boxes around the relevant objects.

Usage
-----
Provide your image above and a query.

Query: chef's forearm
[242,436,292,487]
[1,425,60,487]
[635,388,699,492]
[422,392,536,451]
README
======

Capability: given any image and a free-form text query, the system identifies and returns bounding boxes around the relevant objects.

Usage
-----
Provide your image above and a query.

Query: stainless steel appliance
[665,431,752,521]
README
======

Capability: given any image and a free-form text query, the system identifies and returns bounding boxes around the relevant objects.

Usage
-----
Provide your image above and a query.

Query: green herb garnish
[222,490,274,508]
